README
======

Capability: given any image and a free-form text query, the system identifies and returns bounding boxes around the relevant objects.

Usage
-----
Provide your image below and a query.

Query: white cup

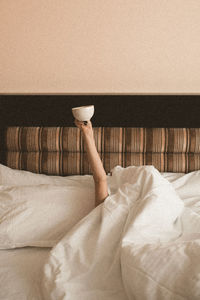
[72,105,94,122]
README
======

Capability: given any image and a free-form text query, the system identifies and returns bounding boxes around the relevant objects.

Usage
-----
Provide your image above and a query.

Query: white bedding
[0,184,95,249]
[42,166,196,300]
[1,167,200,300]
[0,247,50,300]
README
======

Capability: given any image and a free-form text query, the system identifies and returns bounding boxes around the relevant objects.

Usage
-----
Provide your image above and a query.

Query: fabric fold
[42,165,184,300]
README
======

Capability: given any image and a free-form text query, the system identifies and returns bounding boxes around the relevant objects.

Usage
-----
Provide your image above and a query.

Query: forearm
[83,133,107,182]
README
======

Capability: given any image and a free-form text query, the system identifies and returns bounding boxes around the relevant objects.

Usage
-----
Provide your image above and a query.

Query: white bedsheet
[42,166,193,300]
[1,169,200,300]
[0,247,50,300]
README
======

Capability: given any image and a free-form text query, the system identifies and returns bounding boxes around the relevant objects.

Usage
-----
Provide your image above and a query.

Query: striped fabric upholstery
[0,127,200,175]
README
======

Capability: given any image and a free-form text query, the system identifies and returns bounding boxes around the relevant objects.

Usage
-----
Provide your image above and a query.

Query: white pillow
[0,184,95,249]
[161,172,184,182]
[171,170,200,199]
[0,163,94,187]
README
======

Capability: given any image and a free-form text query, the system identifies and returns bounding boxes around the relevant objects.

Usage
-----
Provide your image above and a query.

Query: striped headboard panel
[0,127,200,175]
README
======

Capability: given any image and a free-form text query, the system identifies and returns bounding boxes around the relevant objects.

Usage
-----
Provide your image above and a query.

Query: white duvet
[42,165,200,300]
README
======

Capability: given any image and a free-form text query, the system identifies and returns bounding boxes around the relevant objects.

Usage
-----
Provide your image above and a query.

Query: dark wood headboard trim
[0,95,200,127]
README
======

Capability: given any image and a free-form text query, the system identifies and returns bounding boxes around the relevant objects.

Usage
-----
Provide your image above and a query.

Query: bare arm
[74,120,108,206]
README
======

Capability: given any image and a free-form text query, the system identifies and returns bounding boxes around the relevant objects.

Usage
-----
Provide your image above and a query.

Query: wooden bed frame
[0,95,200,175]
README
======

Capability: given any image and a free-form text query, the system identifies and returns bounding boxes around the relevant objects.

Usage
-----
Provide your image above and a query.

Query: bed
[0,95,200,300]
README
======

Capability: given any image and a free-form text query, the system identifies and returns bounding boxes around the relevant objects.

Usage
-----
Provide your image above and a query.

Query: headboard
[0,95,200,175]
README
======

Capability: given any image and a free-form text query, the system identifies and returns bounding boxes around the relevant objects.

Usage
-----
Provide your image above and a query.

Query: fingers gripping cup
[72,105,94,124]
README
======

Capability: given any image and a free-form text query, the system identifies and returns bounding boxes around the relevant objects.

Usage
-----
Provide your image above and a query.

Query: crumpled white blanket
[42,165,200,300]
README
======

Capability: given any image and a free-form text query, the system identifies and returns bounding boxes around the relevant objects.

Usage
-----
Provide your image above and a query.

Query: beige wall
[1,0,200,94]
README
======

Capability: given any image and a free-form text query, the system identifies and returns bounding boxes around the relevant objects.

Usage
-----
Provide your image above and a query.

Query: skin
[74,119,109,207]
